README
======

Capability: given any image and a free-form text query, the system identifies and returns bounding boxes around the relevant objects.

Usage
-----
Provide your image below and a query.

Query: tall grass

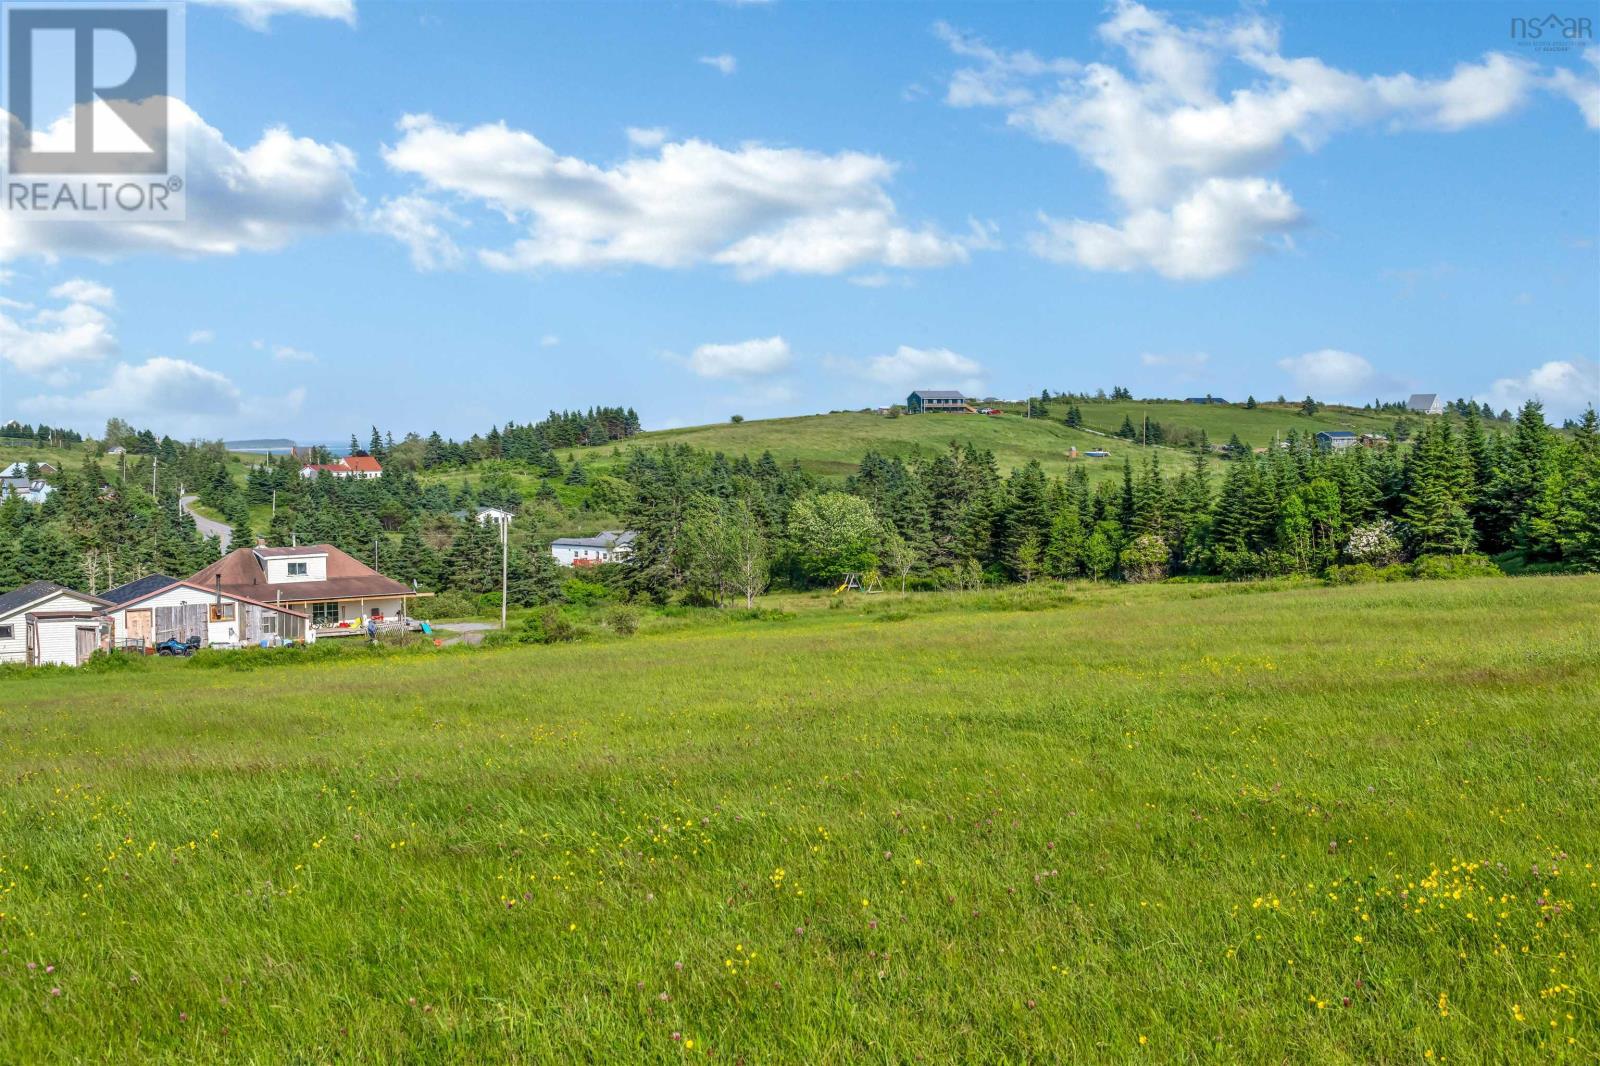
[0,576,1596,1062]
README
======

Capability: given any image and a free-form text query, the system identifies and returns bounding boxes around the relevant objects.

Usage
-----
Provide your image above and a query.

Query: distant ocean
[224,440,354,457]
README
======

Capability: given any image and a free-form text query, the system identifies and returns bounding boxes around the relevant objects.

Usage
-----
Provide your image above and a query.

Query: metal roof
[100,574,179,605]
[0,581,108,617]
[909,390,966,400]
[551,530,636,549]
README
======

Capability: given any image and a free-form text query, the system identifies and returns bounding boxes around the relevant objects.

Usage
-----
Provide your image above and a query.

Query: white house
[188,543,423,636]
[550,530,636,567]
[0,581,111,666]
[99,575,311,650]
[298,455,383,479]
[1407,393,1445,416]
[0,476,54,504]
[475,506,514,527]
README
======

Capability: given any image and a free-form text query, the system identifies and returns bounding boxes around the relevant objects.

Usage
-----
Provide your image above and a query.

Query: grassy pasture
[0,576,1596,1063]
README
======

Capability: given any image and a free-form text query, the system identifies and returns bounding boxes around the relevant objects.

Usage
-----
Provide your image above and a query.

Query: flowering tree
[1344,519,1402,565]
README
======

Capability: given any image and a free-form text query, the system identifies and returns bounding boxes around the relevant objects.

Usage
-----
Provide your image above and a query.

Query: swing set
[833,572,882,595]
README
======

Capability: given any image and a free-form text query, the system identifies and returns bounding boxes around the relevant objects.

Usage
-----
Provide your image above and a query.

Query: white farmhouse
[99,574,311,650]
[550,530,636,567]
[0,581,111,666]
[298,455,383,479]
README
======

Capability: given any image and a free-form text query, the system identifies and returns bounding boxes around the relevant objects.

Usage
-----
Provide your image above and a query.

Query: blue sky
[2,0,1597,441]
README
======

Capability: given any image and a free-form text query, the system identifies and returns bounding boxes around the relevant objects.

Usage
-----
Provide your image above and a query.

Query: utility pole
[152,456,158,497]
[500,516,509,631]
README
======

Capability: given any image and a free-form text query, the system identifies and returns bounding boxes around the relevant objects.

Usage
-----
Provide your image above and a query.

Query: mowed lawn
[1,578,1597,1063]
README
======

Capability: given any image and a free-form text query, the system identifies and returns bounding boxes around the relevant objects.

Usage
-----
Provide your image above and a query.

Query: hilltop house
[1316,430,1358,452]
[99,574,310,650]
[1183,396,1229,405]
[299,454,383,479]
[188,543,423,636]
[1407,394,1445,415]
[906,390,969,414]
[551,530,636,567]
[0,581,110,666]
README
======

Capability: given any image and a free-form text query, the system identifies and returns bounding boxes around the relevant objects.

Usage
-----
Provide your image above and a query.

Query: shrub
[1344,520,1402,565]
[1411,553,1503,581]
[1324,562,1379,585]
[563,577,614,607]
[80,649,153,673]
[1118,533,1169,583]
[423,591,477,619]
[520,607,583,645]
[480,629,519,648]
[604,605,639,636]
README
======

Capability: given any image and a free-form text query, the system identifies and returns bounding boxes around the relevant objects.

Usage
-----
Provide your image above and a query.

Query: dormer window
[287,562,308,576]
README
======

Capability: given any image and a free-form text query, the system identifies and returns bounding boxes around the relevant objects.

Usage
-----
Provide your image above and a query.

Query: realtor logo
[2,1,185,219]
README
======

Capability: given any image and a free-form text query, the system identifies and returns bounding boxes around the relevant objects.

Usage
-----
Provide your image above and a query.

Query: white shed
[99,577,311,650]
[0,582,110,665]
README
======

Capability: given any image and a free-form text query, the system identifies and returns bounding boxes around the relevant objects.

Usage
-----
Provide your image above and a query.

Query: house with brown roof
[298,454,383,479]
[187,543,425,637]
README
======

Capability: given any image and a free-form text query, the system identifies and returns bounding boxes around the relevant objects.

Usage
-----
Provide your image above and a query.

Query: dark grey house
[1183,396,1229,404]
[906,390,968,414]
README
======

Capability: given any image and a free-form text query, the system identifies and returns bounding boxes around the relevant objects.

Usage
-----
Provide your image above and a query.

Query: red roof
[340,455,383,473]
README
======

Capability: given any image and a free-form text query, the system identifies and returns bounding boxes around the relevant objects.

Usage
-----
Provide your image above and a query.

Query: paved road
[436,621,499,646]
[179,495,232,551]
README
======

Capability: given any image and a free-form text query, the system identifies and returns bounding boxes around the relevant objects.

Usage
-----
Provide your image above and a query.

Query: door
[75,627,96,665]
[125,609,153,648]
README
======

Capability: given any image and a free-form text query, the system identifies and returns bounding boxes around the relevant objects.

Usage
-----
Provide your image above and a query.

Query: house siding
[0,591,105,664]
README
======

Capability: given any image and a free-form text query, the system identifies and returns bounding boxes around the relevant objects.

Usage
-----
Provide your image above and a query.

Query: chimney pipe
[215,573,222,609]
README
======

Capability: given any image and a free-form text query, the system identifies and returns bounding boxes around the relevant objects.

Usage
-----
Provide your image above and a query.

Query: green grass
[1,575,1596,1062]
[1068,399,1406,446]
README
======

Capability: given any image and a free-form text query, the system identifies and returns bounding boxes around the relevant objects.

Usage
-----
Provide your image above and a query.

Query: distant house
[299,454,383,479]
[1183,396,1229,405]
[0,462,54,478]
[906,390,969,414]
[1085,449,1110,458]
[104,446,126,456]
[551,530,636,567]
[1359,432,1389,447]
[474,506,514,527]
[0,581,110,666]
[1407,393,1444,415]
[0,476,53,505]
[1316,430,1358,452]
[188,543,424,636]
[100,575,310,650]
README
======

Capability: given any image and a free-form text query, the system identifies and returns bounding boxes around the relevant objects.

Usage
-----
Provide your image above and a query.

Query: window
[209,603,235,622]
[287,561,308,576]
[0,624,11,640]
[310,602,340,627]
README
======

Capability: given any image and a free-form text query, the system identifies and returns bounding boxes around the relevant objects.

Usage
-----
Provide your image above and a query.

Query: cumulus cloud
[0,100,361,261]
[0,279,118,378]
[1480,359,1600,420]
[192,0,356,31]
[688,336,792,379]
[1548,47,1600,129]
[939,2,1591,279]
[380,114,972,278]
[21,356,243,434]
[188,329,215,345]
[627,126,669,149]
[828,344,985,395]
[1276,348,1377,396]
[699,54,738,76]
[369,194,465,271]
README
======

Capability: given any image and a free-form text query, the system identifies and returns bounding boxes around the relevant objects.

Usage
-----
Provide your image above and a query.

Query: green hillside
[1067,399,1403,444]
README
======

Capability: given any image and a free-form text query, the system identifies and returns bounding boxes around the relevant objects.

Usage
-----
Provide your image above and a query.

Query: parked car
[155,636,201,657]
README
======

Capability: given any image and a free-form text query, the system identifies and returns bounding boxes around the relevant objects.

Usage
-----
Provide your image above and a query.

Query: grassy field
[1,575,1596,1062]
[1065,399,1402,445]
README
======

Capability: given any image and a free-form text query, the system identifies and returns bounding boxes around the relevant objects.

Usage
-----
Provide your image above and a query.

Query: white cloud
[188,329,216,345]
[381,115,972,278]
[699,54,737,76]
[940,2,1590,279]
[21,357,242,433]
[540,334,561,347]
[627,126,669,149]
[1548,48,1600,129]
[1139,351,1209,369]
[1276,348,1376,396]
[369,194,465,271]
[271,345,317,363]
[688,336,792,379]
[1031,177,1300,279]
[1480,359,1600,420]
[828,344,985,395]
[192,0,356,31]
[48,279,115,308]
[0,100,360,262]
[0,279,118,378]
